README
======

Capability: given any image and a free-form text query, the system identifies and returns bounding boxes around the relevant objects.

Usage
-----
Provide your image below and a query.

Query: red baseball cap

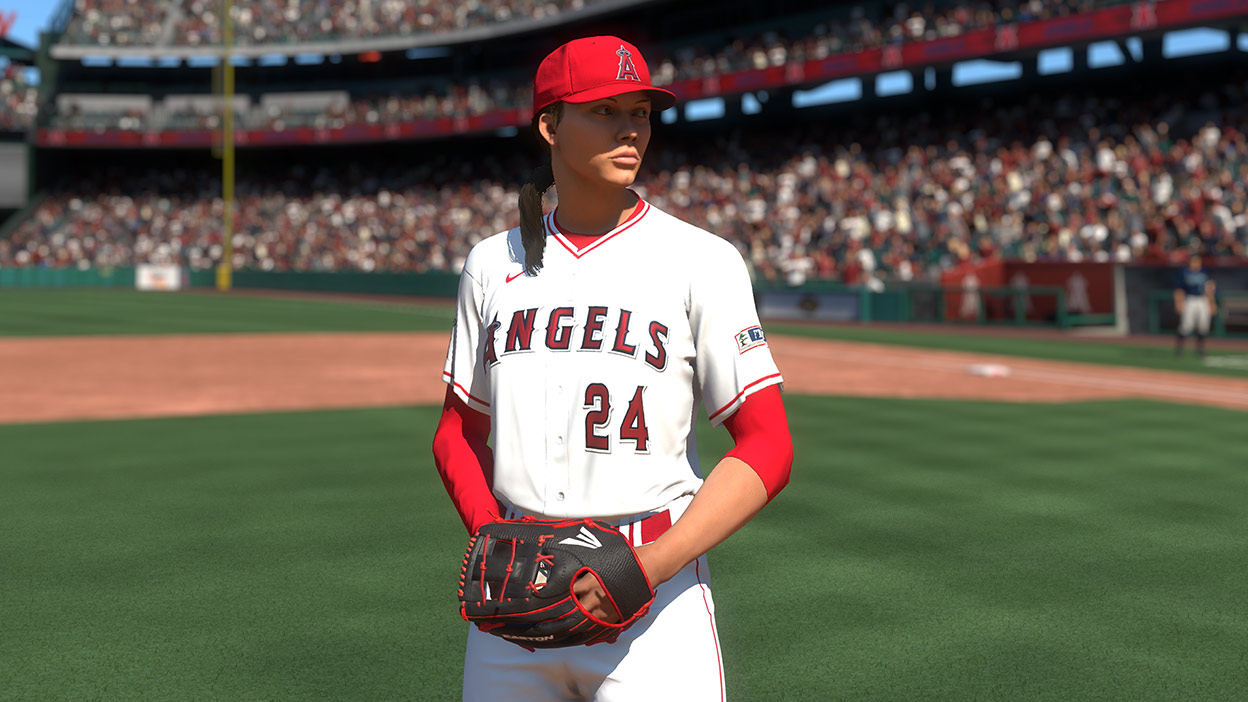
[533,36,677,115]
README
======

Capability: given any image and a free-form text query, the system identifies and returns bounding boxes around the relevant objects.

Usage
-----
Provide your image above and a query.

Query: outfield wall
[755,283,1075,327]
[0,266,135,288]
[183,269,461,298]
[6,263,1247,335]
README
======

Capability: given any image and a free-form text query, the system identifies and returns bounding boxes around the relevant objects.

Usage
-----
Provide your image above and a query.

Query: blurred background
[0,0,1246,335]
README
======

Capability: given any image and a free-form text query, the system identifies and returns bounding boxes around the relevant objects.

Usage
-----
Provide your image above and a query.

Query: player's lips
[608,151,640,165]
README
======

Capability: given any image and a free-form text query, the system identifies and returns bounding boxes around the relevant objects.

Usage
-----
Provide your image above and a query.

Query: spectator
[9,81,1248,279]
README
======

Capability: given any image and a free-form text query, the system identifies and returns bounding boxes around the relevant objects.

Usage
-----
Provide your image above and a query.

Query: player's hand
[572,571,622,623]
[571,541,682,621]
[1174,301,1183,315]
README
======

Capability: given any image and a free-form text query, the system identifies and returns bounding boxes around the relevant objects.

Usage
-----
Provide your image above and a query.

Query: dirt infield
[2,332,1246,425]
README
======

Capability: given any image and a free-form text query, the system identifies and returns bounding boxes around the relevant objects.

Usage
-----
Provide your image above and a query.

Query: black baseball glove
[457,517,655,649]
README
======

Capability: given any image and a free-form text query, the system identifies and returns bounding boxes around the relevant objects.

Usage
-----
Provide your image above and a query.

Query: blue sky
[2,0,60,49]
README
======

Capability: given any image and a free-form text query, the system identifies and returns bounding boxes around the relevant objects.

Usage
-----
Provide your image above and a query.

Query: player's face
[552,92,652,189]
[1190,256,1202,271]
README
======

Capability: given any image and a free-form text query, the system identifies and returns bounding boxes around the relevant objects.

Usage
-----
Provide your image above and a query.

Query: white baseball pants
[1179,297,1211,336]
[461,498,725,702]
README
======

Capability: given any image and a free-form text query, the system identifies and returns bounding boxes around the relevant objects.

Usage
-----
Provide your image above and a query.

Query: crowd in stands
[47,0,1118,135]
[650,0,1100,85]
[0,64,39,132]
[187,0,600,46]
[7,82,1247,283]
[61,0,169,47]
[256,80,526,132]
[643,94,1248,285]
[61,0,609,48]
[0,156,527,273]
[58,0,1106,51]
[60,0,1113,49]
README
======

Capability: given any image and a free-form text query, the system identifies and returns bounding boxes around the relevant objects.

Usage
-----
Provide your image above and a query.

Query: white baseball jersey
[442,196,783,521]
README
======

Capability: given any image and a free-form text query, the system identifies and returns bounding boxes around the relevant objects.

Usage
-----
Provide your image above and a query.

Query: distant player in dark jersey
[1174,255,1217,357]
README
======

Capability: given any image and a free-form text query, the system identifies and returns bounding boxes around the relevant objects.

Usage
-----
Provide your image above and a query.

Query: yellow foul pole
[216,0,236,291]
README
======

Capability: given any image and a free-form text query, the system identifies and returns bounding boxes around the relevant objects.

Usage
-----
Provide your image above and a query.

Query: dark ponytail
[518,163,555,275]
[518,103,562,275]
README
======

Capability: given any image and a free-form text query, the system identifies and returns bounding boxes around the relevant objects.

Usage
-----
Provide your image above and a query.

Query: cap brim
[561,83,677,111]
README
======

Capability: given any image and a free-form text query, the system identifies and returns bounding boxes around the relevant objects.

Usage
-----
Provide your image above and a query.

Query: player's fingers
[572,572,622,622]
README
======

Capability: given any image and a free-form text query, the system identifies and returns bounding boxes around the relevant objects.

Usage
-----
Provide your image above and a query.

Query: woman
[433,35,793,701]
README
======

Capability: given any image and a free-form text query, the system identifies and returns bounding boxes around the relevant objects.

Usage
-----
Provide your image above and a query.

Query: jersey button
[556,492,565,501]
[555,435,564,445]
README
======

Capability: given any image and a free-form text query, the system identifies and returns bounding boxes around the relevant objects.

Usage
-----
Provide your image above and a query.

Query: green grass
[0,289,453,336]
[4,396,1247,700]
[770,323,1248,378]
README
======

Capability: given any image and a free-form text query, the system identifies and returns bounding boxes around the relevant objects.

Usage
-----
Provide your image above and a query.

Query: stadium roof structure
[48,0,665,60]
[0,35,35,62]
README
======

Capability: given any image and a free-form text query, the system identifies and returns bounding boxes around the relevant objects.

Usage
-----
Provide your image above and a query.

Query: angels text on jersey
[482,304,668,372]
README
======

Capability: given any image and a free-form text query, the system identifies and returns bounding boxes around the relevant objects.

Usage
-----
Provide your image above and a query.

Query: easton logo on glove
[457,517,655,649]
[559,526,603,549]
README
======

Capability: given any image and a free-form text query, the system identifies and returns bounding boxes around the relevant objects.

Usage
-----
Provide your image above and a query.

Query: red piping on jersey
[442,370,491,408]
[707,372,783,422]
[696,558,726,702]
[546,198,650,258]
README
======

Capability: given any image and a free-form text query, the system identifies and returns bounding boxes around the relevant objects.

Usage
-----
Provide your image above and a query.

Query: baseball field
[4,289,1247,701]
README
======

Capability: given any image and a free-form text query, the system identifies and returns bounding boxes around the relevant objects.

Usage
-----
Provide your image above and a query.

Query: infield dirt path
[1,332,1245,425]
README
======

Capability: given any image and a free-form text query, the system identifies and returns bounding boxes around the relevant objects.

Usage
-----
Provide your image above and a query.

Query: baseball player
[1174,254,1217,357]
[432,36,793,701]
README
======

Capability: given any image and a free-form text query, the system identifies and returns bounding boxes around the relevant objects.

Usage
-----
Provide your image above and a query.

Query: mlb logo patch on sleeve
[736,326,767,353]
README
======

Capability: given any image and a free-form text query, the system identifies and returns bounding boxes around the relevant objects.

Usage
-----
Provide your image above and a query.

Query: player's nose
[615,115,639,142]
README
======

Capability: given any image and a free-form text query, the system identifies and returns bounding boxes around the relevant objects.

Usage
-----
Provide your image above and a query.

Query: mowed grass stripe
[701,396,1248,701]
[0,289,453,336]
[771,322,1248,378]
[2,406,465,701]
[3,397,1247,700]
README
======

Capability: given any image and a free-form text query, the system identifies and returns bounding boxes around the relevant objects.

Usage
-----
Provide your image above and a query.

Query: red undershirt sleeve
[431,386,501,534]
[721,385,793,501]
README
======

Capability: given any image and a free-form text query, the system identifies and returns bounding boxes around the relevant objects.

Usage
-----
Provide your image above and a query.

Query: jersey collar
[545,193,651,259]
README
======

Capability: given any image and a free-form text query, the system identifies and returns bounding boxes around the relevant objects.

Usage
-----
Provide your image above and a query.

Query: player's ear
[538,112,558,147]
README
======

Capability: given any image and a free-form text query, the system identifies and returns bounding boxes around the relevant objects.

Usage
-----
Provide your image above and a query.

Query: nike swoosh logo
[505,271,525,283]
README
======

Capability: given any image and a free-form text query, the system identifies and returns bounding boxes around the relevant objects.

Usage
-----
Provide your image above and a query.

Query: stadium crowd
[50,0,1111,134]
[58,0,1109,49]
[649,0,1100,85]
[61,0,611,48]
[60,0,170,48]
[0,63,39,132]
[7,84,1247,282]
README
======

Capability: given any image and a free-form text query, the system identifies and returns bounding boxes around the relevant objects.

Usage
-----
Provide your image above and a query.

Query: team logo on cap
[616,45,640,82]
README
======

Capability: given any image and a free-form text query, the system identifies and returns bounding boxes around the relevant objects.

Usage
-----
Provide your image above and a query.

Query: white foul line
[775,343,1248,407]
